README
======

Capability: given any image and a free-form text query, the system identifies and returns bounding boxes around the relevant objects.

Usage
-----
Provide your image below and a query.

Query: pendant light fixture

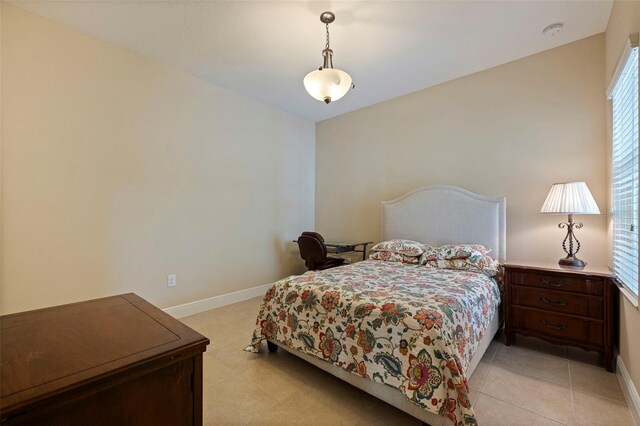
[303,11,354,104]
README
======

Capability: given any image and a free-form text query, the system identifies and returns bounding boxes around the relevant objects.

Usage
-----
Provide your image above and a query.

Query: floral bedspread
[246,260,501,426]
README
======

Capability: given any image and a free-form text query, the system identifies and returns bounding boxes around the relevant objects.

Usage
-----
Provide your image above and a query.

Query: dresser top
[505,260,614,278]
[0,293,209,415]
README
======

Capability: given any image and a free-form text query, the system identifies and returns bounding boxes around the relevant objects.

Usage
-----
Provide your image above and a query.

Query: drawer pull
[541,297,567,307]
[541,278,567,288]
[542,320,567,330]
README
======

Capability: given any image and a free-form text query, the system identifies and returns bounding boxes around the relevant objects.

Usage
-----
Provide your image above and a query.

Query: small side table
[504,261,617,372]
[1,294,209,424]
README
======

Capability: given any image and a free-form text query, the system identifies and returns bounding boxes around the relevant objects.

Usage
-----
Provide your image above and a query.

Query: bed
[247,185,506,426]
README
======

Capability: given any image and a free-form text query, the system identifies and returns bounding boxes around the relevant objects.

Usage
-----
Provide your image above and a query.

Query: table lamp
[540,181,601,267]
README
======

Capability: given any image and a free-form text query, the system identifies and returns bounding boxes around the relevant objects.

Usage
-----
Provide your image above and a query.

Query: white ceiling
[8,1,613,122]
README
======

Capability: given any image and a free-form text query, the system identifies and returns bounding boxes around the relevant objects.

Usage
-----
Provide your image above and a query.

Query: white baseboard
[617,355,640,426]
[163,283,271,318]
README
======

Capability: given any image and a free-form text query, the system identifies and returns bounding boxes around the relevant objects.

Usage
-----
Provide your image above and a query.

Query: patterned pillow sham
[369,251,420,264]
[422,244,491,261]
[370,239,426,256]
[423,256,501,276]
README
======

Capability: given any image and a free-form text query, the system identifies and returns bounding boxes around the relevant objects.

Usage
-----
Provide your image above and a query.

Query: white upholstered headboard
[381,185,506,261]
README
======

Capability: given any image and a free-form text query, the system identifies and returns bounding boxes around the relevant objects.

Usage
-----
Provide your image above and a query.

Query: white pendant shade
[303,68,352,104]
[540,181,601,214]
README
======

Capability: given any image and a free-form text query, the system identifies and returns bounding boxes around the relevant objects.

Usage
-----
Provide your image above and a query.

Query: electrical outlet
[167,274,177,287]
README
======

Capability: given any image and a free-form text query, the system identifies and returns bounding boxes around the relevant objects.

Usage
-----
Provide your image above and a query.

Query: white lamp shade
[303,68,352,103]
[540,181,601,214]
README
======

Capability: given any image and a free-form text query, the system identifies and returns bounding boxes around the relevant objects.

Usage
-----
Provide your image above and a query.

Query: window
[608,34,639,302]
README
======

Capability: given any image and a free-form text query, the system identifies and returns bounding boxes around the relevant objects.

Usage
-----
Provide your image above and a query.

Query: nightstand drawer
[512,307,603,346]
[510,271,604,296]
[511,286,603,319]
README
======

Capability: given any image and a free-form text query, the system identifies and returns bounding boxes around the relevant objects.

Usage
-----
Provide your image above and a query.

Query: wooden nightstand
[1,294,209,425]
[504,261,617,372]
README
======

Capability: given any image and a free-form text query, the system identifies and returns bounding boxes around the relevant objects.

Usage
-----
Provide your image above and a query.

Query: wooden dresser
[504,262,616,372]
[1,293,209,425]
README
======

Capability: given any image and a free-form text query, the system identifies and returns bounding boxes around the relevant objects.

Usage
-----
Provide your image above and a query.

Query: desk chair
[297,232,346,271]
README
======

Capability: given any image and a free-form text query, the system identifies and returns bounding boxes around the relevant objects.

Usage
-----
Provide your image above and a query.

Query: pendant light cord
[325,23,330,49]
[324,23,333,68]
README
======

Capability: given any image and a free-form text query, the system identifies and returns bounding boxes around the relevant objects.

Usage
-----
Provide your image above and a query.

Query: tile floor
[180,297,635,426]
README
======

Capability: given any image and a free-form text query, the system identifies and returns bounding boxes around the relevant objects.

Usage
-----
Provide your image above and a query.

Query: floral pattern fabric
[423,256,501,277]
[422,245,491,261]
[247,260,500,426]
[370,239,427,256]
[368,251,420,264]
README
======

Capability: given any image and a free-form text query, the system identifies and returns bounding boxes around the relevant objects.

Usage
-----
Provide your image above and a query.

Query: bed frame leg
[267,341,278,353]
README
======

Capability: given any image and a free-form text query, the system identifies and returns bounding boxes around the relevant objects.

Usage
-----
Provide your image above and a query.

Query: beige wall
[317,35,608,267]
[1,4,315,314]
[605,0,640,396]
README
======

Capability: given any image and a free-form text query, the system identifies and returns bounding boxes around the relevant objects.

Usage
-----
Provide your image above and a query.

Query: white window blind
[609,38,639,298]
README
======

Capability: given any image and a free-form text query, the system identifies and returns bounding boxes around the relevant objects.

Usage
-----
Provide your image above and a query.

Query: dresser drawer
[510,271,604,296]
[512,307,603,346]
[511,286,603,319]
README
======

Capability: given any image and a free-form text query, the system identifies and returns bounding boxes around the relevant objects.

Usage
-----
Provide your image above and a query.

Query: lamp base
[558,256,586,268]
